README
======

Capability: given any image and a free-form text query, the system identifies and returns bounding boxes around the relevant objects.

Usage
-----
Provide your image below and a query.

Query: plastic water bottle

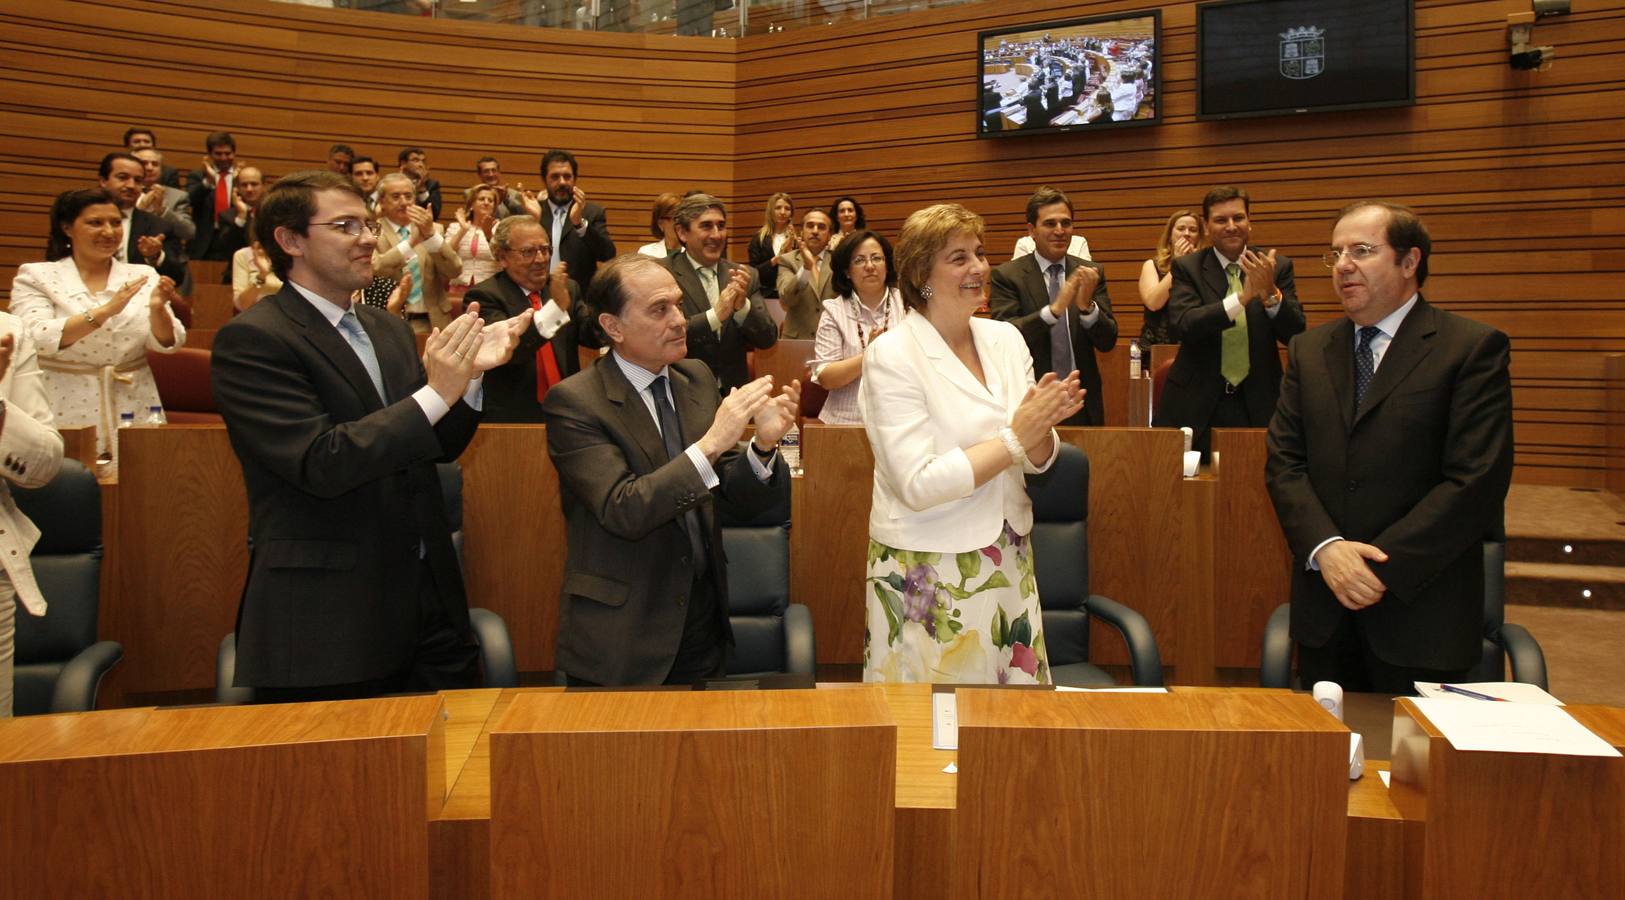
[118,411,135,429]
[145,405,164,425]
[1129,339,1142,379]
[780,423,802,477]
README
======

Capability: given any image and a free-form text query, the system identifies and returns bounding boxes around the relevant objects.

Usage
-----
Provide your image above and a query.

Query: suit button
[1347,480,1359,492]
[676,595,687,607]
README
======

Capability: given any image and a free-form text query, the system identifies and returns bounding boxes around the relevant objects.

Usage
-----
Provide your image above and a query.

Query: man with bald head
[130,147,195,243]
[1266,200,1513,694]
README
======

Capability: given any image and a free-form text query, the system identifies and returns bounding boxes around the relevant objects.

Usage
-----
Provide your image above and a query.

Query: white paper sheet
[1411,697,1621,757]
[1378,770,1391,788]
[1413,681,1564,705]
[1053,686,1169,693]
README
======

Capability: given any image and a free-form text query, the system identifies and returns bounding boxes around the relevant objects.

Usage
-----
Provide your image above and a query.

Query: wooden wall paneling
[1609,354,1625,497]
[107,425,248,704]
[457,425,563,673]
[1210,428,1292,669]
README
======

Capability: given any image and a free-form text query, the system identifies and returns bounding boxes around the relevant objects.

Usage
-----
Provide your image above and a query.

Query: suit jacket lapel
[669,253,708,318]
[363,307,415,404]
[274,289,387,411]
[1322,317,1356,433]
[905,312,995,403]
[1201,251,1229,304]
[1354,297,1437,428]
[600,353,667,472]
[1020,254,1052,315]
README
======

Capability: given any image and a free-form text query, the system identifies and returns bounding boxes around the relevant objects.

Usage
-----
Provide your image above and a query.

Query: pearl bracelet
[998,426,1029,469]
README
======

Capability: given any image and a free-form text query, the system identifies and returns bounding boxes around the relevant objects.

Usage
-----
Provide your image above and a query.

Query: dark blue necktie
[651,376,707,572]
[1354,325,1381,409]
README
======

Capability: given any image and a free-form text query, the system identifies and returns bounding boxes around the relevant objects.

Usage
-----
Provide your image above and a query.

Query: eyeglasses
[1322,243,1389,267]
[851,254,886,268]
[308,218,370,237]
[510,245,553,261]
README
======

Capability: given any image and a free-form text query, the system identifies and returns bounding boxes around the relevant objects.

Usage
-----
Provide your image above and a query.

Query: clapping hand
[697,375,778,461]
[549,263,572,309]
[137,185,165,215]
[423,310,483,405]
[1010,371,1085,455]
[0,333,14,379]
[1239,248,1279,305]
[716,266,751,319]
[752,378,801,449]
[519,188,542,223]
[462,301,532,372]
[136,234,164,263]
[406,205,436,243]
[1057,265,1100,313]
[568,187,588,227]
[153,275,181,310]
[387,271,413,314]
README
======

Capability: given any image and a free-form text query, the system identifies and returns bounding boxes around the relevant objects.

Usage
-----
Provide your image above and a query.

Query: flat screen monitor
[978,10,1161,138]
[1196,0,1414,120]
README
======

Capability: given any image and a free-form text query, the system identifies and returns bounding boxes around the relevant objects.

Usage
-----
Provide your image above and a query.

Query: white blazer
[860,309,1055,554]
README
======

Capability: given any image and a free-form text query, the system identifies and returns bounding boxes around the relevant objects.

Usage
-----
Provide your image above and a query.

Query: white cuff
[1039,304,1060,326]
[413,384,450,425]
[746,444,777,481]
[706,307,724,334]
[418,232,444,255]
[1222,293,1243,321]
[1308,536,1343,571]
[1077,303,1101,327]
[684,443,719,489]
[533,299,570,340]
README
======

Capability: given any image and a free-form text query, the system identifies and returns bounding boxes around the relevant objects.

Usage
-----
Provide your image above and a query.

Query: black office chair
[720,490,815,678]
[215,462,516,702]
[1259,541,1547,689]
[11,459,124,714]
[1029,443,1164,687]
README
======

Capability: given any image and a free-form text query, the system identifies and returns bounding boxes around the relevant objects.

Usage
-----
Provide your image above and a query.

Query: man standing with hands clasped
[211,170,531,701]
[1266,201,1513,694]
[544,254,796,686]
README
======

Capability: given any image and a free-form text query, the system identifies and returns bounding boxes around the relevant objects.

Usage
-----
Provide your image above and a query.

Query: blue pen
[1439,683,1506,702]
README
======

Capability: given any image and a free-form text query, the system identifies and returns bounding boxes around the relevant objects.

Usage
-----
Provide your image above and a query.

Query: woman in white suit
[10,189,185,458]
[859,204,1083,683]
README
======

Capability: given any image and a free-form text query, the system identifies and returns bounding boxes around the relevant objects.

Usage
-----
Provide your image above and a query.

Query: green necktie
[1221,263,1250,387]
[699,265,720,307]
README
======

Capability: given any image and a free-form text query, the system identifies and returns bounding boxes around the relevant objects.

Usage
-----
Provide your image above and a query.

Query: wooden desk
[0,695,445,898]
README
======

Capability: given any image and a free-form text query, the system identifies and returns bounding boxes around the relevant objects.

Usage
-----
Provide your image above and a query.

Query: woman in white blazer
[859,204,1083,684]
[10,189,185,458]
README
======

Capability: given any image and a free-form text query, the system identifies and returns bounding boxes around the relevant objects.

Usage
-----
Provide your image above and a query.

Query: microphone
[1312,681,1365,780]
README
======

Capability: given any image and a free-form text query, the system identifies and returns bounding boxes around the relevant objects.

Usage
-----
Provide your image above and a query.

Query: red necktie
[213,170,230,217]
[528,291,563,404]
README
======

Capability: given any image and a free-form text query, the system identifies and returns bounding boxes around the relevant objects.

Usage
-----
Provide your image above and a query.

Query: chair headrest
[13,459,100,553]
[1027,442,1088,523]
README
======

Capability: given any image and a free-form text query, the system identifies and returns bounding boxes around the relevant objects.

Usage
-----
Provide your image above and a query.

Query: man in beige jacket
[372,172,463,332]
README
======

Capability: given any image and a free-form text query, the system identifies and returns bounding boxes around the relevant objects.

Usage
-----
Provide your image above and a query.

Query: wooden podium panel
[0,695,445,898]
[1210,429,1293,668]
[793,424,875,665]
[1391,699,1625,898]
[950,689,1348,899]
[488,687,897,899]
[108,425,248,703]
[457,425,564,672]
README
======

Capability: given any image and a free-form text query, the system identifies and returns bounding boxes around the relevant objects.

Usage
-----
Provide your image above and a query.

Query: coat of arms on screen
[1279,26,1325,80]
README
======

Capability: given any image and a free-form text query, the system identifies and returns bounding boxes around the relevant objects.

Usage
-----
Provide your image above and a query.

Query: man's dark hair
[205,131,236,152]
[672,193,726,231]
[1339,200,1433,288]
[541,149,579,177]
[1202,185,1250,220]
[830,229,897,297]
[476,155,499,168]
[398,146,424,165]
[47,188,119,261]
[828,195,866,231]
[255,170,364,280]
[122,127,155,148]
[328,143,354,157]
[1025,185,1073,225]
[583,254,666,346]
[98,151,141,180]
[350,155,377,172]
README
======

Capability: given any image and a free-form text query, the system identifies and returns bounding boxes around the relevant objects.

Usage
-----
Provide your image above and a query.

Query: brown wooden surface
[105,425,248,705]
[1392,698,1625,899]
[1608,353,1625,497]
[0,694,444,898]
[950,688,1348,899]
[1211,428,1293,668]
[458,425,563,672]
[57,425,97,470]
[792,424,875,665]
[752,336,815,389]
[487,687,896,899]
[190,283,236,330]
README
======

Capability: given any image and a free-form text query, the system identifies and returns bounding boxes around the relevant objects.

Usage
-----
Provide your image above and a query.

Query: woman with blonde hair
[747,191,797,298]
[447,183,502,292]
[859,203,1083,684]
[637,192,683,259]
[1137,209,1203,352]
